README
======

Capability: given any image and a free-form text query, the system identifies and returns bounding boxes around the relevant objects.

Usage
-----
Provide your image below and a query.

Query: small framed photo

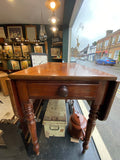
[7,26,23,39]
[14,46,22,57]
[25,25,37,41]
[0,45,2,54]
[51,48,60,56]
[0,27,6,38]
[34,45,43,53]
[9,60,20,70]
[21,45,29,57]
[20,60,29,69]
[4,45,13,57]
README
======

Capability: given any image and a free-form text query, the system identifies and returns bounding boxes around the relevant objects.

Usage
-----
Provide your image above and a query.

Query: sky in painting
[71,0,120,51]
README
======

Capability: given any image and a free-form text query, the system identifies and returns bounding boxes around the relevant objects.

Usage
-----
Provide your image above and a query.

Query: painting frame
[34,45,43,53]
[4,45,13,57]
[7,26,23,39]
[10,60,20,70]
[13,46,22,57]
[25,25,37,42]
[20,60,29,70]
[21,45,29,57]
[0,45,2,54]
[51,48,61,56]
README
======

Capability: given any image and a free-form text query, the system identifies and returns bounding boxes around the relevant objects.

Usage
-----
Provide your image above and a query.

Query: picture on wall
[0,27,6,38]
[25,25,37,41]
[51,48,61,56]
[4,45,13,57]
[20,60,28,69]
[34,46,43,53]
[10,60,20,70]
[21,45,29,57]
[14,46,22,57]
[0,45,2,54]
[7,26,23,39]
[28,44,32,53]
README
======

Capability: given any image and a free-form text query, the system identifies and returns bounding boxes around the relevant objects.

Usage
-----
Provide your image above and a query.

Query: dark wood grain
[9,62,117,81]
[8,62,119,155]
[27,82,99,99]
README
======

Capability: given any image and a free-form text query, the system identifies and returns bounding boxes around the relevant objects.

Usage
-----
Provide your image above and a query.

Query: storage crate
[43,100,67,138]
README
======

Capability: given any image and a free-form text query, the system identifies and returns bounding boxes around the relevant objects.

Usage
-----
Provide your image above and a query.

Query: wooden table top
[0,71,8,78]
[9,62,117,81]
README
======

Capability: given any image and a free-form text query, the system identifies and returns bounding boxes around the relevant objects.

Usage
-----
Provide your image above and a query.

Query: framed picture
[25,25,37,41]
[34,45,43,53]
[51,48,60,56]
[9,60,20,70]
[30,53,47,67]
[14,46,22,57]
[28,44,32,53]
[4,45,13,57]
[7,26,23,39]
[20,60,28,69]
[21,45,29,57]
[0,45,2,54]
[0,27,6,38]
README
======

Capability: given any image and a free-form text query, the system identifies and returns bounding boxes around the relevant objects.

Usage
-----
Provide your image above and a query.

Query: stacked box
[43,100,67,138]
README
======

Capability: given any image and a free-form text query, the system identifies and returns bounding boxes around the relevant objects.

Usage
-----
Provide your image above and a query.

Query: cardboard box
[43,100,67,138]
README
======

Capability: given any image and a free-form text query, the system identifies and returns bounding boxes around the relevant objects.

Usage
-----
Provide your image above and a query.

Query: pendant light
[45,0,61,11]
[48,12,59,24]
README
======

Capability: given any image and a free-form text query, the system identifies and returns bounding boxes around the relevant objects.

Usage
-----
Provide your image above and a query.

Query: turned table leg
[82,105,99,153]
[24,99,40,155]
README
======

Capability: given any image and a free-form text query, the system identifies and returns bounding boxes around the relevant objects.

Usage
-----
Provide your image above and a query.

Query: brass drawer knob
[58,86,68,97]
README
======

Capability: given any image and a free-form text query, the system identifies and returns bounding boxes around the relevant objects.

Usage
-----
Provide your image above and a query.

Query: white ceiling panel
[0,0,64,24]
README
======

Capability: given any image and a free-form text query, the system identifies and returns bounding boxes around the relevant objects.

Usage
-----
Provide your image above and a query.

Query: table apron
[27,82,99,99]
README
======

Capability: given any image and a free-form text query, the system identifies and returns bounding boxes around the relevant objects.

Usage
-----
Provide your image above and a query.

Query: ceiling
[0,0,64,24]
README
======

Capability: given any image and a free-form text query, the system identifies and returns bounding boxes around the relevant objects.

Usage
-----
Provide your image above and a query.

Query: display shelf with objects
[0,24,63,69]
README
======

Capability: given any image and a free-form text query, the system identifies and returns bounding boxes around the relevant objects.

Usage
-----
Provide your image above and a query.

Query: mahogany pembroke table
[8,62,119,155]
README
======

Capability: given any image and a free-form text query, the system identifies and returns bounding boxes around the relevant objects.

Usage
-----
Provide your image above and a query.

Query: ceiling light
[51,26,58,32]
[50,2,56,9]
[52,27,56,32]
[48,15,59,24]
[45,0,61,11]
[51,17,56,24]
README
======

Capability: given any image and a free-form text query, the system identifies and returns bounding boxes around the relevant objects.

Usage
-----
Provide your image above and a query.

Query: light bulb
[50,2,56,9]
[51,17,56,24]
[52,27,57,32]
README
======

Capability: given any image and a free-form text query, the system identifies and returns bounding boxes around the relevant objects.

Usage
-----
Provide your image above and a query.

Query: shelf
[52,58,62,60]
[0,41,44,45]
[52,42,62,46]
[1,57,30,60]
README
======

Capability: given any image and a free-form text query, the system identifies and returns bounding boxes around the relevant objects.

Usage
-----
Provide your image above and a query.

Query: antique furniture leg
[82,104,99,153]
[24,99,39,155]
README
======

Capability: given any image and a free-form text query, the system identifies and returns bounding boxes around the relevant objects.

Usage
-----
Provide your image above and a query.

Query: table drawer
[27,82,99,99]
